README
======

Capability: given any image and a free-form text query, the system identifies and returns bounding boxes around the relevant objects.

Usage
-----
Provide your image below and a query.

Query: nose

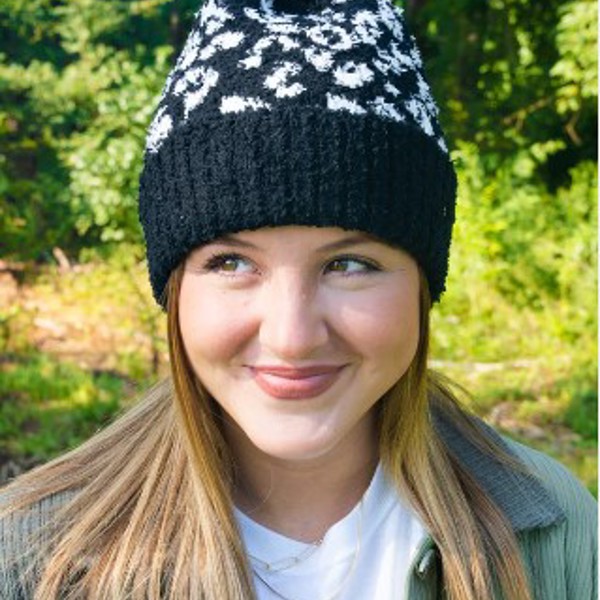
[258,272,329,360]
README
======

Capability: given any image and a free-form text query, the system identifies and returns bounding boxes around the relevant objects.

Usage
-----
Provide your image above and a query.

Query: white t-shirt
[234,465,427,600]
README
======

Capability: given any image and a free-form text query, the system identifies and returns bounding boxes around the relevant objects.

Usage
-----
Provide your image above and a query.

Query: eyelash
[324,255,381,275]
[201,253,381,276]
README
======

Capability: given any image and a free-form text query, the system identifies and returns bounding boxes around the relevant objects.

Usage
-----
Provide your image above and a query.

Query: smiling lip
[249,365,345,400]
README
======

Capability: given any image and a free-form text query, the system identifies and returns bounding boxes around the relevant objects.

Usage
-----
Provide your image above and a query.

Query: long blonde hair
[1,264,532,599]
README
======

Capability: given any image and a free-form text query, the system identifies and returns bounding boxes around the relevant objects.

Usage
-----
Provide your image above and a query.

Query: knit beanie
[139,0,457,305]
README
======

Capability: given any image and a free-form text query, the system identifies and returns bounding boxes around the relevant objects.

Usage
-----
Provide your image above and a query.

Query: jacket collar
[433,408,565,533]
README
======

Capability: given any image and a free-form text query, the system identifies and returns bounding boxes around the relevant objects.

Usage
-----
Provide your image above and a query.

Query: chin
[250,431,339,463]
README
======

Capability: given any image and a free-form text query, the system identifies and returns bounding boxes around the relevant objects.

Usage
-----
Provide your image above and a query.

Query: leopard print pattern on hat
[146,0,446,155]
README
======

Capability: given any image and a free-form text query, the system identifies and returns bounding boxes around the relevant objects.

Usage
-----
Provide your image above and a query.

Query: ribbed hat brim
[139,107,456,305]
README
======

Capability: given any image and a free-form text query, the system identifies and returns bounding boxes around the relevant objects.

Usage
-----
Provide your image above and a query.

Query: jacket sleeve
[0,490,68,599]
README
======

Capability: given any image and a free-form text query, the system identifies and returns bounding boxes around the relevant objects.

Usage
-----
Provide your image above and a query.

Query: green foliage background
[0,0,597,488]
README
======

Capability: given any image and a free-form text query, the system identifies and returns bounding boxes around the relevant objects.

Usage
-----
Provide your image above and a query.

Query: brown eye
[204,254,256,274]
[220,258,242,272]
[325,257,379,275]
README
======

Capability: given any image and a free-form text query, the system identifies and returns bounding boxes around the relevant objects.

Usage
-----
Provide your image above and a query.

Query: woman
[1,0,596,598]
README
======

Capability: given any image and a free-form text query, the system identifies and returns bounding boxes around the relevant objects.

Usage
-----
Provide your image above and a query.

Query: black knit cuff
[139,107,456,306]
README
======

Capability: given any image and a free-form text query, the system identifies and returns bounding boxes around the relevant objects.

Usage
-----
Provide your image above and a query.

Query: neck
[226,414,379,543]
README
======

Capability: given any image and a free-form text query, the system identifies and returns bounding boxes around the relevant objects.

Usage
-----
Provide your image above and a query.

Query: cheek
[178,277,255,364]
[334,285,420,362]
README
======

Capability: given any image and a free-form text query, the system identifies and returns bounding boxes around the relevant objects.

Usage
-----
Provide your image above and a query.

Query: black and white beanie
[139,0,457,305]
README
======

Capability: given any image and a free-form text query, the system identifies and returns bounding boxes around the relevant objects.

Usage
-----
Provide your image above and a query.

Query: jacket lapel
[433,409,565,532]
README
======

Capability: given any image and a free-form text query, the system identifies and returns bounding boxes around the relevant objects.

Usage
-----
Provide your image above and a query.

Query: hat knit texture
[139,0,457,305]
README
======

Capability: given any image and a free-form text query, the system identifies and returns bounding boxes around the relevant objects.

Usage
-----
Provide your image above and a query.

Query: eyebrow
[209,232,380,253]
[208,235,260,249]
[315,233,380,253]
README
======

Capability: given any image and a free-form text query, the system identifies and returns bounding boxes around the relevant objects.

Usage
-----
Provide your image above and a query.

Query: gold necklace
[248,536,324,572]
[250,499,364,600]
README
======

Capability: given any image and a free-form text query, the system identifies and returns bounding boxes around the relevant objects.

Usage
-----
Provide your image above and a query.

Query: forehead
[206,225,388,249]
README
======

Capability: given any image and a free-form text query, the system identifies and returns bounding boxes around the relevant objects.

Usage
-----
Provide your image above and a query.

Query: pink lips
[250,365,345,400]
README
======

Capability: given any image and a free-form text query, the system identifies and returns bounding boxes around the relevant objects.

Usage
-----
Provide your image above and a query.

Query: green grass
[0,353,126,459]
[0,253,164,463]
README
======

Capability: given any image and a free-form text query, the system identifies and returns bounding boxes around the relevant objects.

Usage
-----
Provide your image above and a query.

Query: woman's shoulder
[500,436,597,598]
[0,486,71,543]
[449,415,597,596]
[501,435,597,522]
[0,487,73,599]
[435,405,596,535]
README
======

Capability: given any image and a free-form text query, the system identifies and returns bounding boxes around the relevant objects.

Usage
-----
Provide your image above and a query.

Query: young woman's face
[179,226,420,463]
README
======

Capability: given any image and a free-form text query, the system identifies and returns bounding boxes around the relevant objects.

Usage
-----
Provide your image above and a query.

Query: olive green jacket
[405,418,597,599]
[1,419,597,599]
